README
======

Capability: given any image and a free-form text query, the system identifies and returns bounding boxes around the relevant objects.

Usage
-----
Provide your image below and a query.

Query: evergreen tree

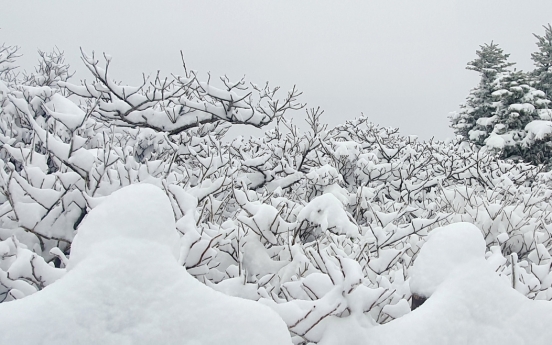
[450,42,515,145]
[531,24,552,101]
[487,70,550,161]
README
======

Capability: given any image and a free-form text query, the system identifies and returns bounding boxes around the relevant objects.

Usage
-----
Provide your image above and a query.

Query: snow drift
[0,184,291,345]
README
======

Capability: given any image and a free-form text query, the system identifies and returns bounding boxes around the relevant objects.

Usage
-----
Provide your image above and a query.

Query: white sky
[2,0,552,140]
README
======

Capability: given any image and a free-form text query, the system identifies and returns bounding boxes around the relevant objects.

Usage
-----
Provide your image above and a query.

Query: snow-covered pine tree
[450,42,515,145]
[531,24,552,101]
[485,69,550,163]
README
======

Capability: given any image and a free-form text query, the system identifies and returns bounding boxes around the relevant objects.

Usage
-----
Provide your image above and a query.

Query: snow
[67,183,181,267]
[242,153,271,167]
[0,236,65,301]
[333,140,361,159]
[491,89,511,98]
[537,108,552,120]
[297,193,359,237]
[484,132,506,149]
[44,93,86,132]
[241,235,287,280]
[525,120,552,141]
[318,222,552,345]
[409,222,486,297]
[508,103,536,113]
[0,184,292,345]
[468,129,487,141]
[475,115,497,126]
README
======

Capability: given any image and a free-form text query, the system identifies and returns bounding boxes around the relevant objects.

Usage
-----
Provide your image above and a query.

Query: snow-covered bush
[320,223,552,345]
[0,184,292,345]
[1,45,552,344]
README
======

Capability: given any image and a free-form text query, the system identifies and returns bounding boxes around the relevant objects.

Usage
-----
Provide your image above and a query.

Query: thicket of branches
[2,45,552,344]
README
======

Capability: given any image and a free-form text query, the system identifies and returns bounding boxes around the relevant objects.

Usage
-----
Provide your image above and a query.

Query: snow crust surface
[0,184,292,345]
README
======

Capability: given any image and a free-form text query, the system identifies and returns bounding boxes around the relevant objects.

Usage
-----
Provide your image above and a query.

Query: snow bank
[319,223,552,345]
[0,184,291,345]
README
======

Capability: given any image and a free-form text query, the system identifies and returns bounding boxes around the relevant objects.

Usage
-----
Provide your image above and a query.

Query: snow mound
[69,184,181,268]
[0,184,291,345]
[409,222,486,297]
[319,222,552,345]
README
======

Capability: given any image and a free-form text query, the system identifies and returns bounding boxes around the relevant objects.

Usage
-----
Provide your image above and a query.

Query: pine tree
[450,42,515,145]
[531,24,552,101]
[481,69,551,165]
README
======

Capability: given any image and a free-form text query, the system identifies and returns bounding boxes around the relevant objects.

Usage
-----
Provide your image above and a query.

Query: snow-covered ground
[0,184,291,345]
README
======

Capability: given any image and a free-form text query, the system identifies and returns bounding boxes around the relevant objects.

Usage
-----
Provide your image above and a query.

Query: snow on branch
[60,50,305,134]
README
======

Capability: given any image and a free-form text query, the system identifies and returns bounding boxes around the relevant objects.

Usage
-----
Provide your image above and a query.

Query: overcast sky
[2,0,552,140]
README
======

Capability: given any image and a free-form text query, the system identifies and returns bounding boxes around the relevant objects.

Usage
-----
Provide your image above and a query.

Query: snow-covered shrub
[0,184,293,345]
[1,45,552,344]
[319,223,552,345]
[0,235,65,302]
